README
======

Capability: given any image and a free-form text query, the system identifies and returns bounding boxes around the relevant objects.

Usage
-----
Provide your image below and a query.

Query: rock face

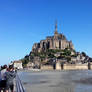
[32,22,74,53]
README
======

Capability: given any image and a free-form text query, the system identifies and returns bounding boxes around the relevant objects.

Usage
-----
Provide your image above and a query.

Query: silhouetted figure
[88,62,91,70]
[53,59,56,70]
[61,62,64,70]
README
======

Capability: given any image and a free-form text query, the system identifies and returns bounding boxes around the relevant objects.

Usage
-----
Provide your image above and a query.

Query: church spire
[54,20,58,34]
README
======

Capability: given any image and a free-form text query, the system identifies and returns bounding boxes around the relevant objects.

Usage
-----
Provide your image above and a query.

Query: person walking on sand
[5,65,16,92]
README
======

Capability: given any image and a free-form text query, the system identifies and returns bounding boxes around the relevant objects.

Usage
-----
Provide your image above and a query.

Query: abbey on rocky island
[32,22,74,53]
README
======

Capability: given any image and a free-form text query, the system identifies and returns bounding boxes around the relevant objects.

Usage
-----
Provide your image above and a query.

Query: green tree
[21,55,29,67]
[81,52,86,57]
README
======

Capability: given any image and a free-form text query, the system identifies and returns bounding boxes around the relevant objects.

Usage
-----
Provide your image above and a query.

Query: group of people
[0,65,16,92]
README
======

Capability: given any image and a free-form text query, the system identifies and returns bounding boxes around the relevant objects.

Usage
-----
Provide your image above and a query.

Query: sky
[0,0,92,65]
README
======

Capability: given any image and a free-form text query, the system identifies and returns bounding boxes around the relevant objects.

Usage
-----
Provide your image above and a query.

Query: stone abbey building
[32,22,74,53]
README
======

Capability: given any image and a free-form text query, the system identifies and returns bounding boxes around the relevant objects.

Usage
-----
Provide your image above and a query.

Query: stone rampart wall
[63,64,88,70]
[41,65,53,70]
[41,63,92,70]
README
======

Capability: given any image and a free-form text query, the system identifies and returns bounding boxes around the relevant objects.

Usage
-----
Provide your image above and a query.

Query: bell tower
[54,20,58,39]
[54,20,58,35]
[54,20,59,49]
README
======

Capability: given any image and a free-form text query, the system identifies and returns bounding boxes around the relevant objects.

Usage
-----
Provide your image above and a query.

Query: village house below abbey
[32,22,74,53]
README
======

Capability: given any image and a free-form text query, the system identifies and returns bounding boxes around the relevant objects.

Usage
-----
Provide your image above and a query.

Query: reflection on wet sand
[18,70,92,92]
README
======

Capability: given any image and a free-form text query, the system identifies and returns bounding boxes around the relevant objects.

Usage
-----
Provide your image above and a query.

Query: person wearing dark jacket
[5,65,16,92]
[0,65,7,92]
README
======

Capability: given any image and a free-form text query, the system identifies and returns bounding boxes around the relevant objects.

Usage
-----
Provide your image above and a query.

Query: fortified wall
[41,62,92,70]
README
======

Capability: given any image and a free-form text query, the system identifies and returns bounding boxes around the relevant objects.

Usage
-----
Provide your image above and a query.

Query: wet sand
[18,70,92,92]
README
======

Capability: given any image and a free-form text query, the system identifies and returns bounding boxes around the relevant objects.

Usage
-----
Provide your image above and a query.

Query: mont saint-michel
[17,22,92,70]
[32,22,74,53]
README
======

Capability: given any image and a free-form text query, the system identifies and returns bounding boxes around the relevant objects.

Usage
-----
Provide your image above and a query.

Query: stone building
[32,22,74,53]
[13,61,23,69]
[27,62,34,69]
